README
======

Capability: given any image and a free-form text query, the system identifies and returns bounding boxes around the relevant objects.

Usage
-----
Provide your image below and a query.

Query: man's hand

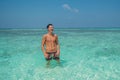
[44,52,48,58]
[55,50,60,57]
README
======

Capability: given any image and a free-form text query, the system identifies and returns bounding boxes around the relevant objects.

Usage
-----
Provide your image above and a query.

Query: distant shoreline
[0,27,120,30]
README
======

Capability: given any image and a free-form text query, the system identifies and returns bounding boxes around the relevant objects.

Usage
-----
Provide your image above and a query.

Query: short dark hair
[47,24,53,29]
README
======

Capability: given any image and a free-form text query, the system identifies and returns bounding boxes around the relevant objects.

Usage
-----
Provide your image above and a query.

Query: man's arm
[41,35,46,54]
[56,35,60,54]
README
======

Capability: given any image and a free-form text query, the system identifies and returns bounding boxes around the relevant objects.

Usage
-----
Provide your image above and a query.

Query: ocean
[0,28,120,80]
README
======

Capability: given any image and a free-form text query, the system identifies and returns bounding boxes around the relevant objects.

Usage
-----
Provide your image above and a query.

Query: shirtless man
[41,24,60,64]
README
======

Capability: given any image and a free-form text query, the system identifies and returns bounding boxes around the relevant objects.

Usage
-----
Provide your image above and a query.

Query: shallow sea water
[0,28,120,80]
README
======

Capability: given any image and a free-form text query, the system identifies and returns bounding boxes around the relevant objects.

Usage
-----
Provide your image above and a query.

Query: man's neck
[48,32,53,35]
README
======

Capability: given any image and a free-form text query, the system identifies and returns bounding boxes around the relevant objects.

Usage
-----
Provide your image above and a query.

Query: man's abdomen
[45,43,57,52]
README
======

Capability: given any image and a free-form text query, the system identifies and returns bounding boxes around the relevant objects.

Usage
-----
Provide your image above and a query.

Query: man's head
[47,24,54,33]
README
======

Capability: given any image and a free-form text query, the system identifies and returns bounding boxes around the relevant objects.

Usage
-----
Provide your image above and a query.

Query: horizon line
[0,26,120,29]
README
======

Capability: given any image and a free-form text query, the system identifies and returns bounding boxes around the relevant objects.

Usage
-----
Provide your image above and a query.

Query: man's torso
[44,34,57,52]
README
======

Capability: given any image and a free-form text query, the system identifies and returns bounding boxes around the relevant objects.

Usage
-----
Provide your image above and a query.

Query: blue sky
[0,0,120,28]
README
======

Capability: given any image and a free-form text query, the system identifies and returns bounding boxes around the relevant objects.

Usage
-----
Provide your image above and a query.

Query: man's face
[48,25,54,32]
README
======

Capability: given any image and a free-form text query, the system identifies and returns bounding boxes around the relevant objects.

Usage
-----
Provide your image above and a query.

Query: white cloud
[74,8,79,13]
[62,4,79,13]
[62,4,72,11]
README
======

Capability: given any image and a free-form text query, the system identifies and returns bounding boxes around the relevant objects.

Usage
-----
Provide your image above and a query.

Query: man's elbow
[41,45,44,50]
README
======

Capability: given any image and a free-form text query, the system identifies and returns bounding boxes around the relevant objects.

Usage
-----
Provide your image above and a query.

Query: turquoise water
[0,28,120,80]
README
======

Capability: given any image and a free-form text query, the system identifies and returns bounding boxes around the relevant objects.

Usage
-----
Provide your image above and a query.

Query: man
[41,24,60,65]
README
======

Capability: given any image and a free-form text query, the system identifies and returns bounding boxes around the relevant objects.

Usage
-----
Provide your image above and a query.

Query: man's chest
[46,36,56,42]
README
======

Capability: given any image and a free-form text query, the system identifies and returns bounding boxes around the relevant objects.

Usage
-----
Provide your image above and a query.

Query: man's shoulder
[42,34,47,38]
[54,34,58,38]
[54,34,58,36]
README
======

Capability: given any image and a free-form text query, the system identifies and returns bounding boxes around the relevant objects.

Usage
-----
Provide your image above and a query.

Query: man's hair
[47,24,53,29]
